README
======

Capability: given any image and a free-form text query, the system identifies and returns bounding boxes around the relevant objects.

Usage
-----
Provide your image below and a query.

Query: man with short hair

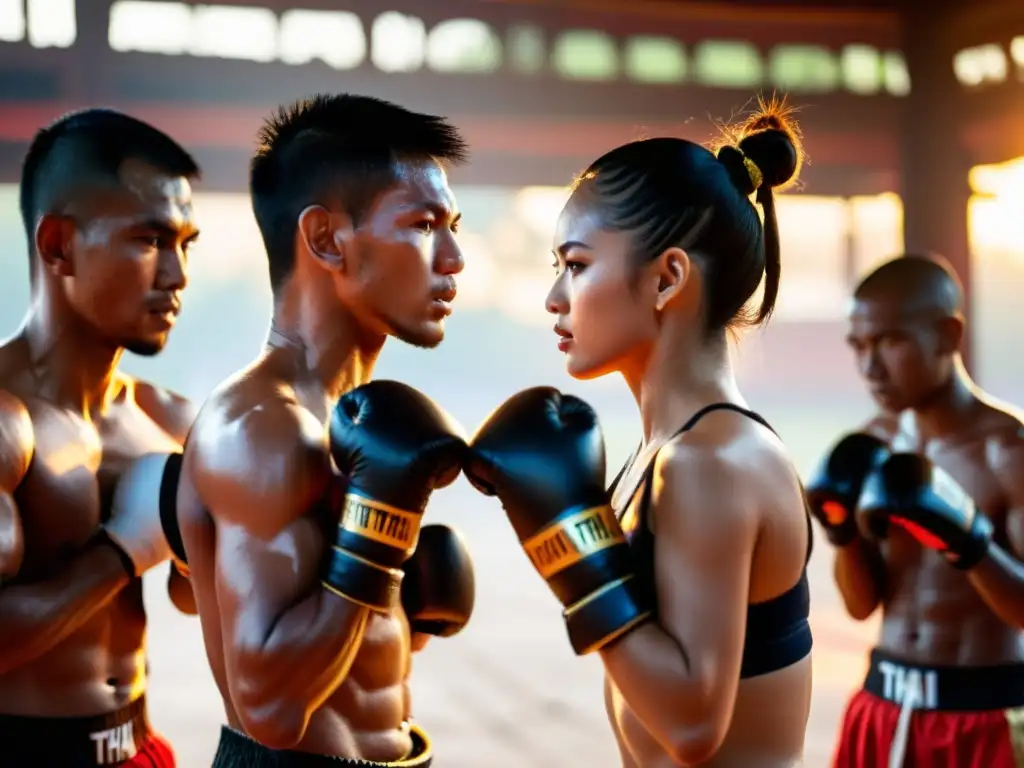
[177,94,476,767]
[0,108,202,766]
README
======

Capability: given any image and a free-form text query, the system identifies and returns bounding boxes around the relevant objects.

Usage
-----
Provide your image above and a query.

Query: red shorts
[121,732,176,767]
[833,649,1024,767]
[0,695,176,766]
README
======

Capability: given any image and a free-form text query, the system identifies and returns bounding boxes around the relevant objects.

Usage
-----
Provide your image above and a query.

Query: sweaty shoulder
[655,412,798,526]
[980,404,1024,476]
[188,386,332,540]
[0,389,34,492]
[130,377,195,444]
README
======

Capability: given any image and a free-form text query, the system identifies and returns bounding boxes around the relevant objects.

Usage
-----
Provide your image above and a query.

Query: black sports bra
[609,403,813,678]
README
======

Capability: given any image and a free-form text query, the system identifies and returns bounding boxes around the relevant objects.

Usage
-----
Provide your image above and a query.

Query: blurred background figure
[1,0,1023,765]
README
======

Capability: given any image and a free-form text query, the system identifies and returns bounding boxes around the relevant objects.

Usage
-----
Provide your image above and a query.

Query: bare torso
[177,362,414,760]
[604,413,812,767]
[0,336,186,716]
[877,402,1024,666]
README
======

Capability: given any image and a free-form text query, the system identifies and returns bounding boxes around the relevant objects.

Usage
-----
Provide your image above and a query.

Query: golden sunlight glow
[968,157,1024,260]
[514,185,572,239]
[849,192,903,276]
[969,156,1024,198]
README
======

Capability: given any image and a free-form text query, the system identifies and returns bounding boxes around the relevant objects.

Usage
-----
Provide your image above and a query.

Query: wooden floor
[144,479,879,767]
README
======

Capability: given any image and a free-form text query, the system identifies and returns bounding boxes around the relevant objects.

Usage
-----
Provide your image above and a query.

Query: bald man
[806,254,1024,767]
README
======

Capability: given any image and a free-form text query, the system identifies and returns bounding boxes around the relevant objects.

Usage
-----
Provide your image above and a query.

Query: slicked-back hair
[20,108,201,260]
[249,93,468,292]
[571,97,803,334]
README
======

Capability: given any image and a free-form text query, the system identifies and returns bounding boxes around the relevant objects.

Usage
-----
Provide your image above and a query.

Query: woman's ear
[653,247,691,311]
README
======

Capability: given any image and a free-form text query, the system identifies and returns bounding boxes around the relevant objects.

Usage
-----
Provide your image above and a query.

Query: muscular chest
[15,400,179,572]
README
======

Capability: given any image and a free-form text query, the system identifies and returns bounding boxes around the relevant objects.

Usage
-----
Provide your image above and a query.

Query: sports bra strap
[610,402,812,563]
[611,402,773,505]
[673,402,777,439]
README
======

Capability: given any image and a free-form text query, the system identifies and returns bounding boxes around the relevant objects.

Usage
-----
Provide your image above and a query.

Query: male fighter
[0,108,201,766]
[807,253,1024,767]
[174,94,475,767]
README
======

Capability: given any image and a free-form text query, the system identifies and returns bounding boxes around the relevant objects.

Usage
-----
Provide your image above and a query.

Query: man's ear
[297,205,352,272]
[651,246,691,311]
[35,214,75,277]
[937,315,964,355]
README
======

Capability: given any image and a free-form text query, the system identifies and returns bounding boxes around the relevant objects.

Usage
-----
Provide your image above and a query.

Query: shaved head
[847,253,964,413]
[853,253,963,320]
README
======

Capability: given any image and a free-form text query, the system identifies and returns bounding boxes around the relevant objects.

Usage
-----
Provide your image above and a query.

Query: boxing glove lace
[857,453,993,570]
[805,433,890,546]
[466,387,652,655]
[324,381,466,612]
[401,524,475,637]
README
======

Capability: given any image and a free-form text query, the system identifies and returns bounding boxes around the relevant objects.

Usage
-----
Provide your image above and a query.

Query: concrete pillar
[899,2,975,371]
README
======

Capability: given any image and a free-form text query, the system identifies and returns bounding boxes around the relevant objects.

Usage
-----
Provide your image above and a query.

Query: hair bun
[716,145,759,197]
[716,97,804,195]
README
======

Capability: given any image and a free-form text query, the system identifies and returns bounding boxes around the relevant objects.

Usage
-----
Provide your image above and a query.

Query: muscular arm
[599,444,762,766]
[833,537,887,621]
[135,378,199,615]
[965,434,1024,628]
[0,391,132,674]
[194,404,369,749]
[832,413,894,621]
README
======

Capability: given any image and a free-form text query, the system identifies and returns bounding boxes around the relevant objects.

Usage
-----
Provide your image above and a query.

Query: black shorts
[0,695,175,767]
[211,723,432,767]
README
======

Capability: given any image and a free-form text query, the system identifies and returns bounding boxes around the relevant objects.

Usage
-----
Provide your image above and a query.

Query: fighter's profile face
[62,159,197,356]
[345,159,463,349]
[847,297,944,413]
[547,195,659,380]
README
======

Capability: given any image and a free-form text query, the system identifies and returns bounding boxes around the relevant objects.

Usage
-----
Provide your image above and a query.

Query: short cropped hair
[249,93,468,291]
[19,108,201,256]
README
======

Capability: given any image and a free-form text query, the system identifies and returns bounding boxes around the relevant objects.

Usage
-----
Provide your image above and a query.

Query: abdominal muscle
[222,610,415,761]
[0,588,148,717]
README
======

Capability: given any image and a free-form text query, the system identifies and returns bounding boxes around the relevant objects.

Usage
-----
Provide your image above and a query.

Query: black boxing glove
[323,381,466,613]
[805,433,890,547]
[466,387,652,655]
[401,524,475,638]
[857,453,993,570]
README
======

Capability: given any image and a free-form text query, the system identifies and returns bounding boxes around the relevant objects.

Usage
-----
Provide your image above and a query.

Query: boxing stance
[0,109,201,766]
[808,254,1024,767]
[174,94,473,766]
[468,101,812,766]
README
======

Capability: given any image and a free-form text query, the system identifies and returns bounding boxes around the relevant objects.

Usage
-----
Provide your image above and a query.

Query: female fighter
[467,101,812,766]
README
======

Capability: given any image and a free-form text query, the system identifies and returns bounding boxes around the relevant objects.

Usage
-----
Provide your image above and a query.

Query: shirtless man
[174,94,475,767]
[807,253,1024,767]
[0,109,201,766]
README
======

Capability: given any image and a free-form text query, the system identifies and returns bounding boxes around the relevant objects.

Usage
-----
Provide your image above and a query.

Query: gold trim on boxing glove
[321,546,405,613]
[329,545,401,574]
[522,505,625,580]
[574,611,654,656]
[321,579,390,612]
[390,723,432,766]
[172,558,191,579]
[563,574,635,617]
[338,493,422,553]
